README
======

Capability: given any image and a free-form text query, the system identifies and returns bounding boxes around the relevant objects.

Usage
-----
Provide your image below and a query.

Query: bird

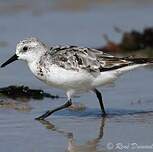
[1,37,153,120]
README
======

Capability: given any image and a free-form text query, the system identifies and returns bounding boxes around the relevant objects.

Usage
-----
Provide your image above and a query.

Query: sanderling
[1,37,153,120]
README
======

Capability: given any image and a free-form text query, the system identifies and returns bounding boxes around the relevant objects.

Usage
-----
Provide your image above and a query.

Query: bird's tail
[125,57,153,64]
[115,57,153,75]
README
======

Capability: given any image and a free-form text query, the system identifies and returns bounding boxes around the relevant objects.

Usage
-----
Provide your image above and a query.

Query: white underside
[28,63,147,97]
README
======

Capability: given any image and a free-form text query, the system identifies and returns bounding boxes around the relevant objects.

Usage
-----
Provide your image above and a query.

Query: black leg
[35,99,72,120]
[94,89,106,115]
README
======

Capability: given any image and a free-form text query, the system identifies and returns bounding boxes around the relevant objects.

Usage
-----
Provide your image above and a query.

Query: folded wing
[49,46,133,74]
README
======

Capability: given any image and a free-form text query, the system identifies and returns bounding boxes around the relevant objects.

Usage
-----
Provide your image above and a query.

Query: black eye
[23,46,28,51]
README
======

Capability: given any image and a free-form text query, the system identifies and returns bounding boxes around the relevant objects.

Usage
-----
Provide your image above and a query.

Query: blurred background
[0,0,153,49]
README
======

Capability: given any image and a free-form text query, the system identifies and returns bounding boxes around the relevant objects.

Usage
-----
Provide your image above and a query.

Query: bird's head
[1,37,47,68]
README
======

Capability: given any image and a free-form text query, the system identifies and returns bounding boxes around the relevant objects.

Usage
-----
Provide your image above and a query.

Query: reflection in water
[0,97,32,112]
[38,118,109,152]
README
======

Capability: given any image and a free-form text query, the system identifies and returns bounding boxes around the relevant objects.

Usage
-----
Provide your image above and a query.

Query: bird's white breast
[28,62,95,92]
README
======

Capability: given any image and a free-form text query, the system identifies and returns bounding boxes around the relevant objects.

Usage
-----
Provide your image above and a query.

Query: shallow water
[0,1,153,152]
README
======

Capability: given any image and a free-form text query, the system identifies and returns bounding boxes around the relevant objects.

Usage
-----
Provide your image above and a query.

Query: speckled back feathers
[40,45,132,75]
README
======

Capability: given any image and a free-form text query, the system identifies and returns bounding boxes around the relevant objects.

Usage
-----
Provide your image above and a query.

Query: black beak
[1,54,18,68]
